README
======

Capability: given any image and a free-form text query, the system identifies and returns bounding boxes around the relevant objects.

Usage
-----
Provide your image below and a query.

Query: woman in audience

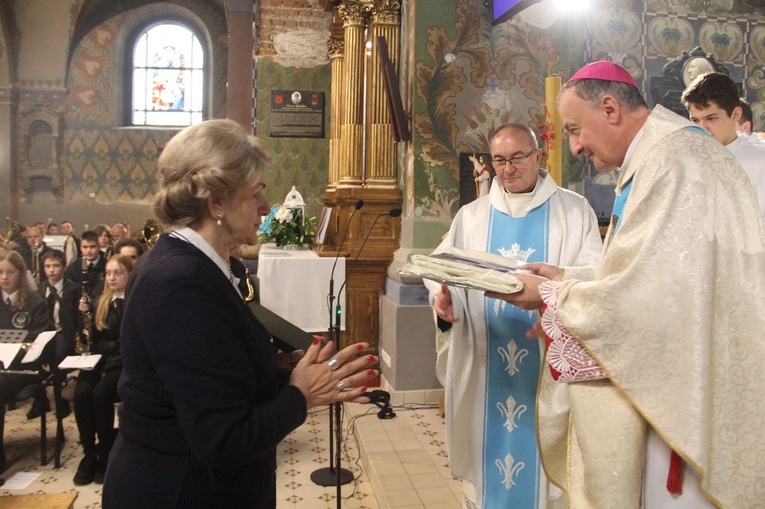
[93,224,113,259]
[72,254,131,486]
[102,119,379,509]
[0,251,53,471]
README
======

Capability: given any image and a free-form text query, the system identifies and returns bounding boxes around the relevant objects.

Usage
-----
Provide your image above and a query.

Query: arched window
[131,22,205,126]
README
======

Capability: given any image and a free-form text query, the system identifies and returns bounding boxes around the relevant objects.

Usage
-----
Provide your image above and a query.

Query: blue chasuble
[482,202,549,508]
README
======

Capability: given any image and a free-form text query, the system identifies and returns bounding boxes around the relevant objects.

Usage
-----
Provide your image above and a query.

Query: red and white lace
[539,280,606,383]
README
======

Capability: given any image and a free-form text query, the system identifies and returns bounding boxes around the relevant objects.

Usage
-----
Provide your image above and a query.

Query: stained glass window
[132,23,204,126]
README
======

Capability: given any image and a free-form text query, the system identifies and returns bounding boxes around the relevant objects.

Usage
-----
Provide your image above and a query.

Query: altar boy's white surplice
[426,170,601,509]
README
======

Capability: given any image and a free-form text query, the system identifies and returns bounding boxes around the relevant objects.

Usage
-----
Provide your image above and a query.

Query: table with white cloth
[257,246,345,332]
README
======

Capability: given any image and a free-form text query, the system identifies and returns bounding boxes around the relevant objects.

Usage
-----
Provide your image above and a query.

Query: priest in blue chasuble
[425,124,602,509]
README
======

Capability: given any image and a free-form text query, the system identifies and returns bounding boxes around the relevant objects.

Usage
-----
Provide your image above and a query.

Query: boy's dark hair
[80,230,98,244]
[681,72,740,116]
[114,237,145,256]
[739,98,753,126]
[41,249,66,265]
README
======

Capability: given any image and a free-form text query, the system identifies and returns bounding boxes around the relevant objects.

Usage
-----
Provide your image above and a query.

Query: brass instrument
[104,237,114,260]
[74,258,92,355]
[244,267,256,303]
[3,217,25,246]
[131,219,162,248]
[32,239,41,284]
[143,219,162,247]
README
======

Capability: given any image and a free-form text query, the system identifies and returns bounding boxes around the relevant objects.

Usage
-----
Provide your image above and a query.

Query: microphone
[336,207,402,307]
[363,389,395,419]
[328,200,363,340]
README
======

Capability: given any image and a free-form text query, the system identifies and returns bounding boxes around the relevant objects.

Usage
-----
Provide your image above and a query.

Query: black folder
[248,302,314,352]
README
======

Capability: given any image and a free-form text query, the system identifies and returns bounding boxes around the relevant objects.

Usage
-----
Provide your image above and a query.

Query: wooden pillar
[337,1,367,188]
[317,1,403,362]
[226,0,254,130]
[328,36,344,189]
[364,0,400,189]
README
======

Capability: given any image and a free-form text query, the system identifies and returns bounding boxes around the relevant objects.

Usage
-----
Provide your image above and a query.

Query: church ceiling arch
[70,0,227,71]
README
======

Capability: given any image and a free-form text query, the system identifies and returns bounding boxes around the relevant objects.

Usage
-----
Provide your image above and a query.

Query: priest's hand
[434,283,458,323]
[520,262,561,281]
[486,273,547,310]
[526,318,544,339]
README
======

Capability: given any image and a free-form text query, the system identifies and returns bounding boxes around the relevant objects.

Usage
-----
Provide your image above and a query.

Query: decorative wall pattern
[255,57,331,220]
[642,2,765,126]
[409,0,765,239]
[64,14,175,204]
[62,1,228,205]
[411,0,583,224]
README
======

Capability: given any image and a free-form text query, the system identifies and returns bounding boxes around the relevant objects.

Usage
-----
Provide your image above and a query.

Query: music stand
[0,329,28,342]
[0,329,37,375]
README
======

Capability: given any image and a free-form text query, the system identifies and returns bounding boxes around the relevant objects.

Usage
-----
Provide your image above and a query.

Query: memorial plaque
[269,90,325,138]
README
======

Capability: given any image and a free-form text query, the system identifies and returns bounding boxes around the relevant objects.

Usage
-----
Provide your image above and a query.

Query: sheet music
[0,343,23,370]
[21,330,57,364]
[58,354,102,370]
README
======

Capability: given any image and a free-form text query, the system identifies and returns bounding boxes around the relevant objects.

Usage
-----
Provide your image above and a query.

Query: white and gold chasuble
[426,170,601,509]
[538,106,765,508]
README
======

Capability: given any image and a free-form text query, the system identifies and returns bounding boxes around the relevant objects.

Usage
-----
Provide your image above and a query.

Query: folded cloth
[399,254,524,294]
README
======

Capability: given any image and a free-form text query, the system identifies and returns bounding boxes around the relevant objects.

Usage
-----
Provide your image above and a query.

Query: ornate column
[364,0,400,189]
[327,36,345,189]
[0,86,17,219]
[337,1,367,188]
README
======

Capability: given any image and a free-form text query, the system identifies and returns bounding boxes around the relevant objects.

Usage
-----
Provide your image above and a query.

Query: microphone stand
[310,200,363,489]
[328,207,401,508]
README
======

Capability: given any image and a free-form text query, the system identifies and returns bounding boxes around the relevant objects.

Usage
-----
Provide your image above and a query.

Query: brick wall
[257,0,331,56]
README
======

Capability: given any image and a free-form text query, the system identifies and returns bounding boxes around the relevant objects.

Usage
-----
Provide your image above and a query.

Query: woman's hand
[274,349,305,371]
[289,338,379,408]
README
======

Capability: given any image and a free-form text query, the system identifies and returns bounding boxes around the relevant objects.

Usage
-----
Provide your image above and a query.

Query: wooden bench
[0,493,78,509]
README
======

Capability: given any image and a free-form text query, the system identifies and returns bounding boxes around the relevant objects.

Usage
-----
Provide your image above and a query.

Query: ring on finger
[336,380,349,390]
[328,359,340,371]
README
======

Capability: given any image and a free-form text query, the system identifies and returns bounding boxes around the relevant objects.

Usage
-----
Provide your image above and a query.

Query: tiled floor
[0,390,457,509]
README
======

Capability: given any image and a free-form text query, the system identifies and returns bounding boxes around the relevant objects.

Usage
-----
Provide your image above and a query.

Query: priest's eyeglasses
[492,149,538,168]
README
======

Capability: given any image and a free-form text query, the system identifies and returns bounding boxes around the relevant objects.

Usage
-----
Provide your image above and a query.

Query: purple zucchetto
[568,61,638,88]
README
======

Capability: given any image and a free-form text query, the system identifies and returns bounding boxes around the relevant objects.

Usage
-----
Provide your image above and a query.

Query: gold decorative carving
[328,37,345,57]
[368,0,401,25]
[338,1,367,27]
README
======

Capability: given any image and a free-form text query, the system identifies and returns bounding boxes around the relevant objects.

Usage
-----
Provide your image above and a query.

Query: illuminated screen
[492,0,543,25]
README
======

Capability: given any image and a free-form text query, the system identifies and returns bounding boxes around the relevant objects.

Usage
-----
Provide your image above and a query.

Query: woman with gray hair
[102,119,378,508]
